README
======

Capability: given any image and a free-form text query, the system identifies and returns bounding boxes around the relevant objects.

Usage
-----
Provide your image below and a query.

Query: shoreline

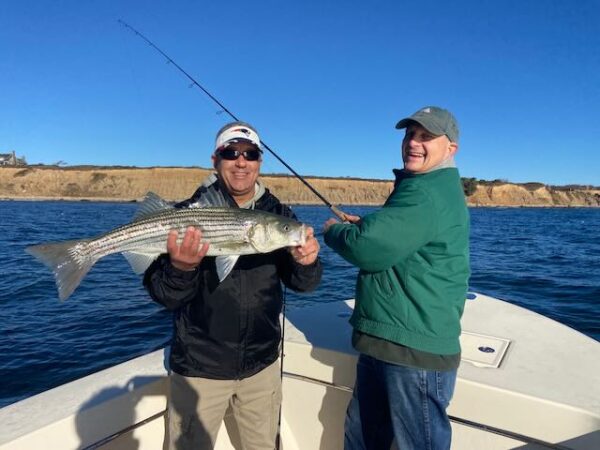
[1,196,598,208]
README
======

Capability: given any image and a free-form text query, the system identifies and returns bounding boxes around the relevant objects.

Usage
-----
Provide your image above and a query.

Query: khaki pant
[165,361,282,450]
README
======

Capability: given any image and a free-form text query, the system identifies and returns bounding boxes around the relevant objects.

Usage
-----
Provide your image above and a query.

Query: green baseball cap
[395,106,459,143]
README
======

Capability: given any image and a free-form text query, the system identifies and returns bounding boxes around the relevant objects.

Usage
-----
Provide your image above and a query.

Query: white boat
[1,292,599,449]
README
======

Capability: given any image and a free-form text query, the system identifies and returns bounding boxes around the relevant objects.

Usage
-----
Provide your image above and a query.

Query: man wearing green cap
[323,106,470,449]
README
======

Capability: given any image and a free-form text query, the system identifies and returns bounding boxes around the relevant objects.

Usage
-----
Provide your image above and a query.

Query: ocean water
[0,202,598,408]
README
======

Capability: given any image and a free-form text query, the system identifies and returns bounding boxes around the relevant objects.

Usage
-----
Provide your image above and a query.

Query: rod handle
[329,205,351,222]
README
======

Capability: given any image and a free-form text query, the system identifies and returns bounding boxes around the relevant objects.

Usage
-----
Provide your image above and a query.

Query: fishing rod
[118,19,349,221]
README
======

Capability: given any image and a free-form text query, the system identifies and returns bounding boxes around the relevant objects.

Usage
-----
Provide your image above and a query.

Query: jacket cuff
[293,257,323,283]
[165,262,199,281]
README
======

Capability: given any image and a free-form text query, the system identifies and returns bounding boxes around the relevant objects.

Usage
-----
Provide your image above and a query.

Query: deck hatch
[459,331,511,368]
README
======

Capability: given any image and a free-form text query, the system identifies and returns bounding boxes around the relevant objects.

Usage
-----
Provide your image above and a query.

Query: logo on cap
[233,127,251,136]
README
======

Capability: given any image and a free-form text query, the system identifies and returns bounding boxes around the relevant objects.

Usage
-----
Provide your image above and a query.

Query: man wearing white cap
[144,121,322,449]
[324,107,470,449]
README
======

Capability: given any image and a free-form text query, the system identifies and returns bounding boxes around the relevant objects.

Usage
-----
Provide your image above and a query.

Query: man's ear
[211,154,219,170]
[448,142,458,157]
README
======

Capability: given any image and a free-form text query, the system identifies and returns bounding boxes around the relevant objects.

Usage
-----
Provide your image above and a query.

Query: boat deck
[1,293,599,449]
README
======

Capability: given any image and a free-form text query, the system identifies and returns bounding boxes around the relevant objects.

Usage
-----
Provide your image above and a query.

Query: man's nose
[404,139,416,149]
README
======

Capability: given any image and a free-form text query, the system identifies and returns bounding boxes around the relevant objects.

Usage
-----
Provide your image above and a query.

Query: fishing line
[118,19,349,221]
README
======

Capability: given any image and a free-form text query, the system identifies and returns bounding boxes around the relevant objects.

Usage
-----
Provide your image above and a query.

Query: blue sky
[2,0,599,186]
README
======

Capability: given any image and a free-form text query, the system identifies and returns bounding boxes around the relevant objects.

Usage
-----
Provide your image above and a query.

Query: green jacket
[325,168,470,355]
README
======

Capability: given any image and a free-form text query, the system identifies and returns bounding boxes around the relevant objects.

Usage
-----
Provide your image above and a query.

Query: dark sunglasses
[217,148,262,161]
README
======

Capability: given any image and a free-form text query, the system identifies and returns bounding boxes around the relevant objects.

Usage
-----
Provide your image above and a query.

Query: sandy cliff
[1,166,598,207]
[0,166,393,205]
[468,183,600,207]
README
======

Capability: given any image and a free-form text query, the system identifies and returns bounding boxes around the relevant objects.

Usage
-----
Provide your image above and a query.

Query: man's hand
[168,226,210,271]
[324,214,361,232]
[290,226,320,265]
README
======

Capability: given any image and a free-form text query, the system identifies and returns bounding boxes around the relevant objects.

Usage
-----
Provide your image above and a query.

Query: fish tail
[26,239,97,300]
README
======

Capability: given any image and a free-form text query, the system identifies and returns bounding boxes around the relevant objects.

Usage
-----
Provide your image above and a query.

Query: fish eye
[282,225,290,232]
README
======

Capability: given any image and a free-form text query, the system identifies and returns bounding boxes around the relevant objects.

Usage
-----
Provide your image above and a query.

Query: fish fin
[122,251,160,274]
[188,189,229,208]
[133,192,173,221]
[26,239,96,301]
[216,255,239,282]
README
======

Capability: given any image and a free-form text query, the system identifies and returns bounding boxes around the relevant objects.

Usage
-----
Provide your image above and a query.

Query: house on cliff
[0,151,26,166]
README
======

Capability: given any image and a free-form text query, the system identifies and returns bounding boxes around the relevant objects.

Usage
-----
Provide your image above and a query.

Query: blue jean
[344,354,457,450]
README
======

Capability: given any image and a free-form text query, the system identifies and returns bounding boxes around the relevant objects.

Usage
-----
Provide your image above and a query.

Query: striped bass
[26,192,306,300]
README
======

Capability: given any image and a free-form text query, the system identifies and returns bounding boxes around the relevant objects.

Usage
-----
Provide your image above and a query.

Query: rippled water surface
[1,202,598,407]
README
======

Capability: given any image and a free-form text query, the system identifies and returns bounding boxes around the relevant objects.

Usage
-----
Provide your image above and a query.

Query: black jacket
[143,185,322,379]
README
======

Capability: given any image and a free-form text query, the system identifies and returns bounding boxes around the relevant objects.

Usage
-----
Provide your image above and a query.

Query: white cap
[215,122,261,152]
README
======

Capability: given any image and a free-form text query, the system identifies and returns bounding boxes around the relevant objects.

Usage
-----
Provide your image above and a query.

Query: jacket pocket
[372,269,395,298]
